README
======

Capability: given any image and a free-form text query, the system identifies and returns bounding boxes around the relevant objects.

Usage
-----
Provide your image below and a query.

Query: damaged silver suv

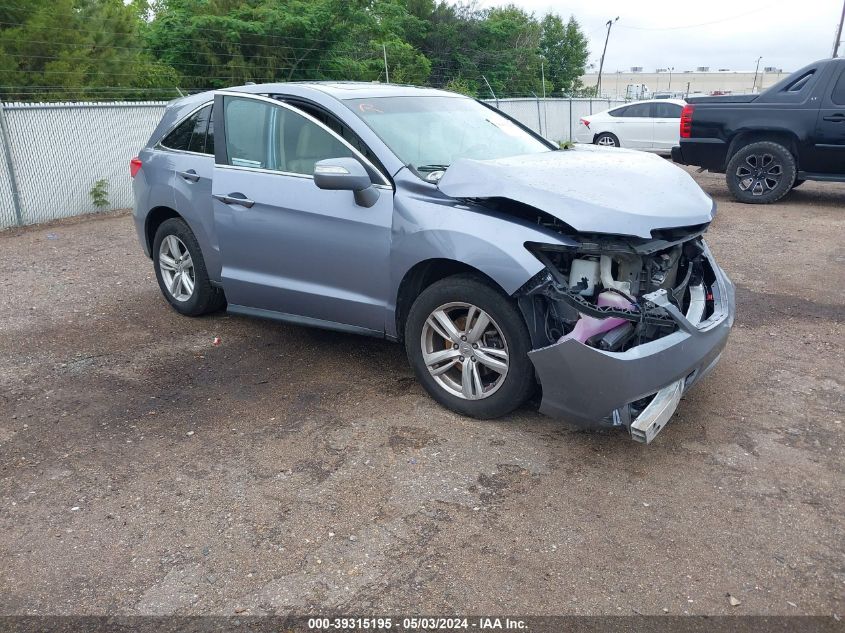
[131,83,735,443]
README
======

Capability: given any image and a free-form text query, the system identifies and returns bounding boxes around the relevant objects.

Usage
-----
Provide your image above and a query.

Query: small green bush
[90,179,110,209]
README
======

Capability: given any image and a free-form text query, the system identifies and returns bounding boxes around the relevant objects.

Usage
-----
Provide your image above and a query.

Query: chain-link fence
[487,98,626,143]
[0,97,627,230]
[0,101,167,229]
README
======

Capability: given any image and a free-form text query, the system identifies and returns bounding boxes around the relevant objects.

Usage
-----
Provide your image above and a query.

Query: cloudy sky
[479,0,843,72]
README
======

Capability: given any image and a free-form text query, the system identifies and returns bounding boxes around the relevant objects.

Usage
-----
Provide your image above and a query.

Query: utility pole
[668,67,674,92]
[541,61,546,98]
[752,56,762,92]
[383,44,389,83]
[833,0,845,57]
[482,75,499,108]
[595,17,619,98]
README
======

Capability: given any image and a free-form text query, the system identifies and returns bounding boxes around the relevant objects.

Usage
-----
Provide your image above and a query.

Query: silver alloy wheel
[158,234,195,302]
[596,135,617,147]
[421,302,509,400]
[735,153,783,196]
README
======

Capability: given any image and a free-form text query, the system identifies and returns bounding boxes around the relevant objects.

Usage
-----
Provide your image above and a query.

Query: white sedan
[575,99,686,155]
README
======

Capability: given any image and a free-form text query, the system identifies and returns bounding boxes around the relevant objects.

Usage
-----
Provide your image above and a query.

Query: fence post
[0,102,24,226]
[568,97,573,142]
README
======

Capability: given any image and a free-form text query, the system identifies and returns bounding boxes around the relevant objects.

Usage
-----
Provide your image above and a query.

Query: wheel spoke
[461,360,478,399]
[471,361,484,395]
[166,235,181,259]
[430,309,461,343]
[466,309,490,343]
[474,348,508,374]
[181,273,195,296]
[424,347,461,369]
[430,358,459,376]
[159,253,177,271]
[181,253,193,269]
[170,272,182,295]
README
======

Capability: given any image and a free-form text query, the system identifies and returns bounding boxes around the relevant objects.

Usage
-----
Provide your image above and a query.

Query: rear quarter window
[831,70,845,106]
[161,104,213,154]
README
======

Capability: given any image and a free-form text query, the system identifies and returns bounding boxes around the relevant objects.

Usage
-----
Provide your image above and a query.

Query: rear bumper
[528,247,734,439]
[672,139,729,171]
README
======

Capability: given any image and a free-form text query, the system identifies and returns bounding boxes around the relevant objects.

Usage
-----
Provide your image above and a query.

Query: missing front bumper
[527,250,734,442]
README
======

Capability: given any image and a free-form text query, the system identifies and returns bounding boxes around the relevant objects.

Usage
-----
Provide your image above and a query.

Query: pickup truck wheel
[153,218,226,316]
[726,141,796,204]
[594,132,620,148]
[405,275,534,419]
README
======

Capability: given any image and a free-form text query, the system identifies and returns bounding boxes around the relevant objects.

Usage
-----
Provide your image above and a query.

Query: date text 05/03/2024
[307,617,529,630]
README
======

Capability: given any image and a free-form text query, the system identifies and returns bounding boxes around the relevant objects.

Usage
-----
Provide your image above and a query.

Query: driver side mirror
[313,157,379,208]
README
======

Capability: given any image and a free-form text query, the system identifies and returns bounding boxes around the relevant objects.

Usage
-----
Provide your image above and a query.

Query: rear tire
[153,218,225,316]
[725,141,796,204]
[594,132,620,148]
[405,274,535,419]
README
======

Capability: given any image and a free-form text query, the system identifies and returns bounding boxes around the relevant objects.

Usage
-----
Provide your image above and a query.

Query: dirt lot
[0,170,842,617]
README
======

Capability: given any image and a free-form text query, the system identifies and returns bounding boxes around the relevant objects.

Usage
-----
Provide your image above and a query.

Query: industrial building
[581,66,789,99]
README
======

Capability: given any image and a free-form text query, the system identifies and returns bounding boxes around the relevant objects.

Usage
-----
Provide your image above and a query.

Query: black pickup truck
[672,57,845,203]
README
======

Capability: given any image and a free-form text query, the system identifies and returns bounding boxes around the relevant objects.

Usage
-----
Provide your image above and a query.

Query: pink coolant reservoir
[559,291,635,344]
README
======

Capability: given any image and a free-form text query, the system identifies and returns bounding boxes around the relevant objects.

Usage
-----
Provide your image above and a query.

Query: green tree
[0,0,179,100]
[540,13,589,95]
[475,5,542,96]
[145,0,431,88]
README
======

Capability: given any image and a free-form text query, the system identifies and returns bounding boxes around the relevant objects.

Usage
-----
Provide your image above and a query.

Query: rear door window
[652,102,682,118]
[223,98,272,169]
[621,103,651,118]
[161,104,213,154]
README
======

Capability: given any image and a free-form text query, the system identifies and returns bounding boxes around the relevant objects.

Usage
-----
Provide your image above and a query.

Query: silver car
[131,83,734,443]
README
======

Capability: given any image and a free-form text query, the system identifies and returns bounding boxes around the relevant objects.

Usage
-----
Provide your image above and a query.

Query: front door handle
[213,193,255,208]
[177,169,200,182]
[823,113,845,122]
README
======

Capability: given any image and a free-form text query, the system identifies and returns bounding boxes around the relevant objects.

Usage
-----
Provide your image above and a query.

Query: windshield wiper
[415,163,450,172]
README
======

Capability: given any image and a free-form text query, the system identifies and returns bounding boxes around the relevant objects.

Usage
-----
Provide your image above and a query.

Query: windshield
[345,96,551,176]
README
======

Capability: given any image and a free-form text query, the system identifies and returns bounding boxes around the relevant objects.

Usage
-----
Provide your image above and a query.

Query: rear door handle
[212,193,255,208]
[823,113,845,122]
[177,169,200,182]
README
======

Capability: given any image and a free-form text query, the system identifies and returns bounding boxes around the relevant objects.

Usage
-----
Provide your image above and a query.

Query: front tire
[726,141,796,204]
[594,132,620,148]
[405,275,534,419]
[153,218,225,316]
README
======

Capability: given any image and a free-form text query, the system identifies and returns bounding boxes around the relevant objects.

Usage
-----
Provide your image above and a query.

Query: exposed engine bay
[516,229,716,354]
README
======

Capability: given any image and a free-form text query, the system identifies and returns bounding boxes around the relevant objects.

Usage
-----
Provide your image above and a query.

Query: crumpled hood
[436,145,714,239]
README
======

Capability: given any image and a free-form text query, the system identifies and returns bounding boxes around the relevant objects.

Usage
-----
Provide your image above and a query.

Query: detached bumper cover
[527,248,734,432]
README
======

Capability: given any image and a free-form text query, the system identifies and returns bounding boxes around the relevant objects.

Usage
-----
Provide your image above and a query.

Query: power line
[616,4,775,31]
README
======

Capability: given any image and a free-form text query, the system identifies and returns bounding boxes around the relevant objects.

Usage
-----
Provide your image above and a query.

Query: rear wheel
[726,141,796,204]
[594,132,620,148]
[153,218,225,316]
[405,275,534,419]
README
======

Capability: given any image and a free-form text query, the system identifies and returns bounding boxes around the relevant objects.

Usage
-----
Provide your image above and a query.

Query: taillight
[580,118,590,129]
[130,156,142,178]
[680,105,695,138]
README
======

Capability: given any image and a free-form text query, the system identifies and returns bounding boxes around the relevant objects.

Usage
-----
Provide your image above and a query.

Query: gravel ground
[0,171,842,617]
